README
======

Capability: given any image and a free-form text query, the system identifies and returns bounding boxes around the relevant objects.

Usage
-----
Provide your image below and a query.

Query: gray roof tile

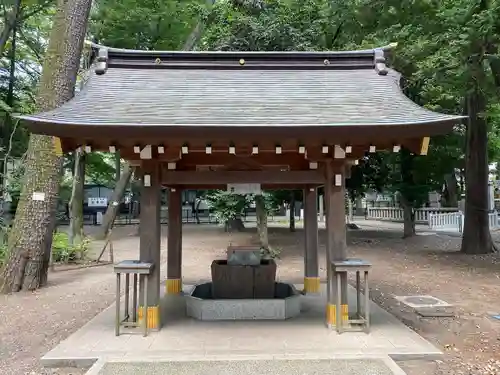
[19,46,464,128]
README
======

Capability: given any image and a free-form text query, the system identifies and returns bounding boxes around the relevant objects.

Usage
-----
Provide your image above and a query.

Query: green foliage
[201,0,344,51]
[205,190,252,223]
[51,231,91,263]
[205,190,279,223]
[0,244,6,266]
[347,154,390,199]
[267,189,302,206]
[0,216,8,266]
[90,0,208,50]
[260,245,281,260]
[0,223,91,266]
[2,159,24,213]
[201,0,500,212]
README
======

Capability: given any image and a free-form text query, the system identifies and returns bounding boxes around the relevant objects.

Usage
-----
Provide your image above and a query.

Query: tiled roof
[18,45,464,129]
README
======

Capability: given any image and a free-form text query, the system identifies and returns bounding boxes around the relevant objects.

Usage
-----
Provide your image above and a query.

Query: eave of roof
[16,43,466,140]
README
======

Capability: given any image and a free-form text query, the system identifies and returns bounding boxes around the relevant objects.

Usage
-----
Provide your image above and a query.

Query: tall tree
[0,0,93,293]
[460,0,499,254]
[255,194,268,249]
[68,148,85,246]
[97,163,132,240]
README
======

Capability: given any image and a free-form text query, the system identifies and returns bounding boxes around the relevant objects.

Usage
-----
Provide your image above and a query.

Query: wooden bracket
[420,137,430,155]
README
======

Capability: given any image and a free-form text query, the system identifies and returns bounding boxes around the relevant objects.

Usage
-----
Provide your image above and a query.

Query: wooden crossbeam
[161,170,324,185]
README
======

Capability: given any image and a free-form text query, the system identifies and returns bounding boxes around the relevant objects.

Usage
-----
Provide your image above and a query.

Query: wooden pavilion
[18,43,463,330]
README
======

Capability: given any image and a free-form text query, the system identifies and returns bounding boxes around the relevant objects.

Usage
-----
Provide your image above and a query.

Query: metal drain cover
[395,295,453,309]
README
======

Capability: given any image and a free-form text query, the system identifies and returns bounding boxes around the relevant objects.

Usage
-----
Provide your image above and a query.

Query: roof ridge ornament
[95,48,109,75]
[374,42,397,76]
[374,48,388,76]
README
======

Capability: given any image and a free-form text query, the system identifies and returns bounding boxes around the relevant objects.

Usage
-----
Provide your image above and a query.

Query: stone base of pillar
[325,303,349,327]
[303,277,320,294]
[138,305,161,330]
[166,278,182,295]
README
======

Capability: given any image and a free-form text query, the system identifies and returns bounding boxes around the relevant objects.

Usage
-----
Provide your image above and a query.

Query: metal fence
[56,209,267,226]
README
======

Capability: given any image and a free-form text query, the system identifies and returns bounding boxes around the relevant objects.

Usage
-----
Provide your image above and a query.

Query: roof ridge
[85,42,399,74]
[87,41,397,58]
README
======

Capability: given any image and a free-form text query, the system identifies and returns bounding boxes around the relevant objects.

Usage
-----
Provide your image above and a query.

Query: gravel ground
[96,359,397,375]
[0,223,499,375]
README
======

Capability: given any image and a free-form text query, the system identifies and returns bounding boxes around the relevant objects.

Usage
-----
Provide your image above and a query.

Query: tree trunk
[461,49,495,254]
[347,196,353,223]
[68,148,85,248]
[194,198,202,224]
[401,197,416,238]
[289,192,295,232]
[459,169,465,196]
[114,152,121,182]
[443,173,458,207]
[255,195,268,249]
[96,163,132,240]
[0,0,92,293]
[225,218,245,232]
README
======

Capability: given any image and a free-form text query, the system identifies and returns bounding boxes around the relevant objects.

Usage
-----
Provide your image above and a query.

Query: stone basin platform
[41,283,442,371]
[186,282,301,321]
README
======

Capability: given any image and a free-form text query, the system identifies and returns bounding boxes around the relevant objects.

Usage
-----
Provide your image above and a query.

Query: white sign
[88,197,108,207]
[227,183,261,195]
[488,184,495,211]
[32,192,45,201]
[96,211,103,225]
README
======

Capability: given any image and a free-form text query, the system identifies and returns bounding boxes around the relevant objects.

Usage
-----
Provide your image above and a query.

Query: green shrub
[0,226,91,266]
[0,216,8,266]
[0,243,7,266]
[51,231,91,263]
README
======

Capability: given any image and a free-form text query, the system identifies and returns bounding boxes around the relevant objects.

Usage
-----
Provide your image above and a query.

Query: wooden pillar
[303,186,320,293]
[324,161,348,328]
[139,161,161,330]
[166,187,182,294]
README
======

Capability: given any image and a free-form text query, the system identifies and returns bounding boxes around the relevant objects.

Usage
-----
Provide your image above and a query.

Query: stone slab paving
[41,284,441,369]
[86,358,407,375]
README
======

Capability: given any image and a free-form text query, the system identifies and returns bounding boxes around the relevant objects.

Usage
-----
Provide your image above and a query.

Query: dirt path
[1,224,499,374]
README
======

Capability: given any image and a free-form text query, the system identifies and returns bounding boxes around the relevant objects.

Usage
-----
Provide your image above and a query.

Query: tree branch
[19,0,54,22]
[0,0,52,57]
[182,0,217,51]
[18,28,44,63]
[0,6,19,57]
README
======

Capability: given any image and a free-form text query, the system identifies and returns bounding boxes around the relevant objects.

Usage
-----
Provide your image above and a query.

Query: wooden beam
[167,184,322,190]
[161,170,324,185]
[172,152,309,169]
